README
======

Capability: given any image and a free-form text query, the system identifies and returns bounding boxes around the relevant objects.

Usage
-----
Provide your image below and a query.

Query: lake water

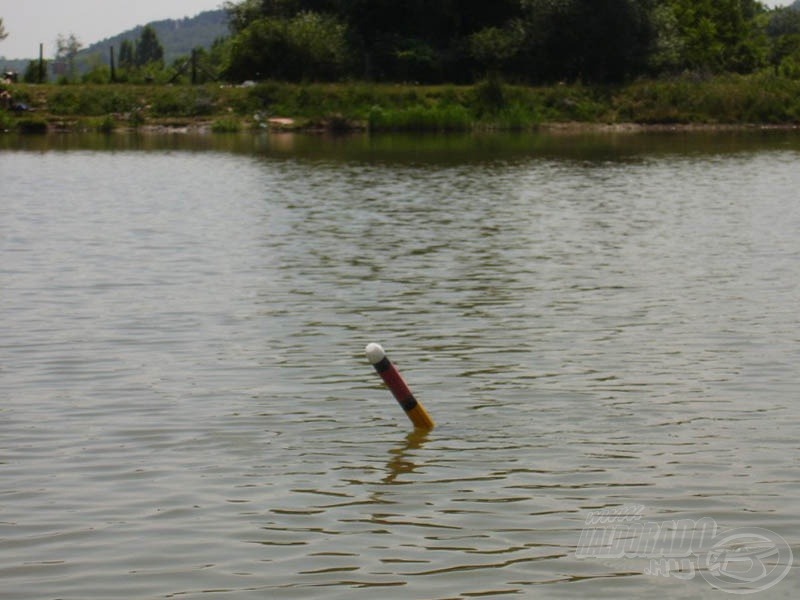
[1,131,798,599]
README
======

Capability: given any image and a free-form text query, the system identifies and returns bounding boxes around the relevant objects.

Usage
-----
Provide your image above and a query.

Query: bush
[16,116,49,133]
[9,75,800,133]
[211,116,242,133]
[0,110,14,131]
[369,103,472,131]
[249,81,284,107]
[47,86,136,115]
[129,108,146,129]
[149,90,187,116]
[82,65,111,84]
[496,103,540,129]
[91,115,117,133]
[226,12,350,82]
[472,77,507,116]
[23,59,48,83]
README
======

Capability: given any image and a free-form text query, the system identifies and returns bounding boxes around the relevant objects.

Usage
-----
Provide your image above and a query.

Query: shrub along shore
[3,74,800,135]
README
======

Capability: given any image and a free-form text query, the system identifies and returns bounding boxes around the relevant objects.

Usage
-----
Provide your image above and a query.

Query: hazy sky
[1,0,795,60]
[1,1,224,59]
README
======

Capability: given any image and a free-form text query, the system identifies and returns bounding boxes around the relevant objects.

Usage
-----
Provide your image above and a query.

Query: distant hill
[2,58,29,75]
[3,10,229,77]
[79,9,229,67]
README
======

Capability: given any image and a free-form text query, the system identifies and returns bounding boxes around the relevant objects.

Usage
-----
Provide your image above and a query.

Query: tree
[118,39,135,70]
[766,6,800,75]
[23,59,49,83]
[115,26,165,81]
[225,11,349,81]
[469,22,526,77]
[648,2,685,73]
[659,0,767,73]
[225,0,265,34]
[333,0,517,81]
[56,33,82,82]
[285,12,349,80]
[767,6,800,38]
[219,0,768,83]
[0,17,8,42]
[226,17,292,80]
[517,0,655,83]
[135,25,164,67]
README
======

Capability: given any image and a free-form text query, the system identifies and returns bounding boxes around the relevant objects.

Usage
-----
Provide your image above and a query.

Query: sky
[1,0,795,60]
[1,1,224,59]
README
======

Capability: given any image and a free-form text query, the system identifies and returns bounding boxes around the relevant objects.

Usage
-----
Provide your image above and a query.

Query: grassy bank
[3,73,800,134]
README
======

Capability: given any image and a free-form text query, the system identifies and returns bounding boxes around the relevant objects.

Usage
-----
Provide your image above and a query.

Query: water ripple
[1,137,798,598]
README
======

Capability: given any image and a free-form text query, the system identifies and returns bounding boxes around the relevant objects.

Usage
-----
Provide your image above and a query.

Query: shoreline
[9,117,800,136]
[4,76,800,135]
[538,121,800,134]
[57,120,800,136]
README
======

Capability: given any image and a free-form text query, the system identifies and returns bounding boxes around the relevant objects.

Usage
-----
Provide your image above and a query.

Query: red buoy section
[366,343,434,430]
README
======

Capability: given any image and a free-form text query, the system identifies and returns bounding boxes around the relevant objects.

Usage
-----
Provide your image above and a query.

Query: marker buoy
[365,343,434,430]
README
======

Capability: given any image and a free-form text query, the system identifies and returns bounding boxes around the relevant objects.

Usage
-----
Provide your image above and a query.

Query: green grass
[0,110,14,131]
[614,73,800,124]
[5,73,800,133]
[87,115,117,133]
[368,104,472,131]
[210,115,243,133]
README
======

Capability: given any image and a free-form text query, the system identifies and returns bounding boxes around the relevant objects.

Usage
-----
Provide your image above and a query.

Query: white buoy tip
[365,343,386,364]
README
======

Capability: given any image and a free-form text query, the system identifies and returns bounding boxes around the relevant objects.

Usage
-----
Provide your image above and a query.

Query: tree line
[118,26,164,71]
[7,1,800,86]
[9,25,166,84]
[220,0,800,83]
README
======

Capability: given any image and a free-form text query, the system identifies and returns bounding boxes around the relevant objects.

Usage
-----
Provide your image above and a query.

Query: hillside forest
[218,0,800,83]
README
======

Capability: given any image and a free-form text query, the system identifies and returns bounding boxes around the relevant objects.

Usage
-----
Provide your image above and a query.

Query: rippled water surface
[1,132,798,598]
